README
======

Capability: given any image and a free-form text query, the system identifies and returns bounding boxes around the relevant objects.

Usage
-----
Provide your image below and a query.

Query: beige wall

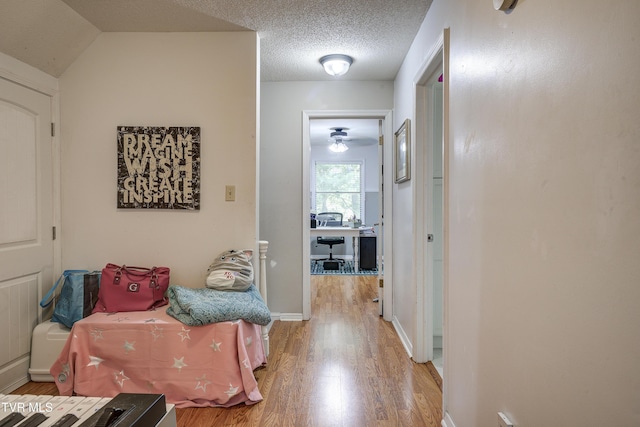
[59,32,259,288]
[260,81,393,315]
[396,0,640,425]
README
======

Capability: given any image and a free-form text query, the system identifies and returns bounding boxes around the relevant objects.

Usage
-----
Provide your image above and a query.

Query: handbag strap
[39,270,89,308]
[122,265,154,275]
[112,265,158,288]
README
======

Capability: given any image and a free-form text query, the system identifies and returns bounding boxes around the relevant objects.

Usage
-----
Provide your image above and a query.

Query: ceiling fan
[328,127,350,153]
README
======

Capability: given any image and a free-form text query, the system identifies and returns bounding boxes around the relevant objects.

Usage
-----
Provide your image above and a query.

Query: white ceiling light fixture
[320,54,353,77]
[328,128,349,153]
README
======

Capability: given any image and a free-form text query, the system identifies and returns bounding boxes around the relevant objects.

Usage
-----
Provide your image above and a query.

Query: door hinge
[379,278,384,288]
[52,226,56,240]
[379,135,383,146]
[51,123,55,137]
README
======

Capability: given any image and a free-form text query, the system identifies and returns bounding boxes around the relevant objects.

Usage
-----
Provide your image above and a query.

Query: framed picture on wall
[394,119,411,183]
[117,126,201,210]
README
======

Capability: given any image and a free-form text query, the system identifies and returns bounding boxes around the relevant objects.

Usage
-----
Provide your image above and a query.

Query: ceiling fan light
[320,54,353,76]
[329,141,349,153]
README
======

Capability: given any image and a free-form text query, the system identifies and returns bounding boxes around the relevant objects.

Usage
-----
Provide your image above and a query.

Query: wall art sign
[117,126,201,210]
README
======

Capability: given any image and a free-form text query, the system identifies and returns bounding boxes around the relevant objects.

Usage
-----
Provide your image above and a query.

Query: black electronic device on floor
[359,236,377,270]
[79,393,166,427]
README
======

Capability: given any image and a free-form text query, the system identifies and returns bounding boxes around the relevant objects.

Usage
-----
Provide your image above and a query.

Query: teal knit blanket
[166,284,271,326]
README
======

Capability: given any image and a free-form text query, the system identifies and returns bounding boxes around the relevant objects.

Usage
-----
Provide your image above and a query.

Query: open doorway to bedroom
[302,110,393,321]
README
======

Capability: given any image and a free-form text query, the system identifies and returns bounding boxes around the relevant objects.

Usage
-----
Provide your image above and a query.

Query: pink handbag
[92,263,170,313]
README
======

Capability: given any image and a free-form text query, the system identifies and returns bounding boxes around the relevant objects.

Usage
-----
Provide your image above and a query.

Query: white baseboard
[442,411,456,427]
[0,355,30,394]
[270,312,304,321]
[391,315,413,358]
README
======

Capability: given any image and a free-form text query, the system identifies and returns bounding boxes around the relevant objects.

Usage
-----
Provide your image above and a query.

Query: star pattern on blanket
[173,357,187,372]
[224,383,239,398]
[210,340,222,352]
[114,370,129,388]
[90,328,104,342]
[114,316,130,322]
[178,327,191,341]
[151,325,164,341]
[144,318,159,323]
[242,357,250,370]
[87,355,104,369]
[195,374,211,392]
[245,336,253,347]
[123,341,135,353]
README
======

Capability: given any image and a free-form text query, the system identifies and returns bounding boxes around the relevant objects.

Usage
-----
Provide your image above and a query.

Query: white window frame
[311,160,365,221]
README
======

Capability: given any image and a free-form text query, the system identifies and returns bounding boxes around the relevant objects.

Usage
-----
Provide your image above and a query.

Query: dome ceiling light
[319,54,353,77]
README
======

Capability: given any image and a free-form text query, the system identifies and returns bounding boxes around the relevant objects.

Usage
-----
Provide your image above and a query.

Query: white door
[431,82,444,373]
[0,76,54,388]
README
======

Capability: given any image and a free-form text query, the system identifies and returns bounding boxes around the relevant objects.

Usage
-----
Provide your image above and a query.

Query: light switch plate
[225,185,235,201]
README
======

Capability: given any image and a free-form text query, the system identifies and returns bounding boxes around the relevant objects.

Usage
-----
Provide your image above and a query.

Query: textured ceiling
[0,0,431,81]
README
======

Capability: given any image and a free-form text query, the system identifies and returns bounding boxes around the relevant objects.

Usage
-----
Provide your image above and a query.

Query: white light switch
[225,185,235,201]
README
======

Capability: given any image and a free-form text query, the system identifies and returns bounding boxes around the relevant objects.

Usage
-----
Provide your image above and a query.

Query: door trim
[413,30,449,365]
[302,109,393,321]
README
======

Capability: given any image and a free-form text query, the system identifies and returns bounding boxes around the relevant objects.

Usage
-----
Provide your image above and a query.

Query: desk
[310,226,372,272]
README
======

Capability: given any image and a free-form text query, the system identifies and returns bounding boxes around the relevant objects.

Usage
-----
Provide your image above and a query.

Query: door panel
[0,76,53,387]
[0,77,53,282]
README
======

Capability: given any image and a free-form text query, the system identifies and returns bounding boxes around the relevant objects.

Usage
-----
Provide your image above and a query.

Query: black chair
[315,212,345,267]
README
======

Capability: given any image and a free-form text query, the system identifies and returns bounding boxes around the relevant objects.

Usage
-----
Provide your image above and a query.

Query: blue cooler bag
[40,270,101,328]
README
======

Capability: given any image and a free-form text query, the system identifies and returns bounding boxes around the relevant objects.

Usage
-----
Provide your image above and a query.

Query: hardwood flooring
[11,275,443,426]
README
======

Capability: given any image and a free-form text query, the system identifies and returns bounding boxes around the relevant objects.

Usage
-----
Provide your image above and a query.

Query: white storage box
[28,321,71,382]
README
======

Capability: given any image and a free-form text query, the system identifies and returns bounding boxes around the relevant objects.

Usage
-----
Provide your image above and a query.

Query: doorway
[302,110,393,321]
[413,30,449,382]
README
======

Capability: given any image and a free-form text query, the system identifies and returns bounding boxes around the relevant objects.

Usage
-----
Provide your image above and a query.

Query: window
[312,161,364,220]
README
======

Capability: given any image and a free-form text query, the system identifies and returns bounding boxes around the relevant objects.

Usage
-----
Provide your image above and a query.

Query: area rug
[311,260,378,276]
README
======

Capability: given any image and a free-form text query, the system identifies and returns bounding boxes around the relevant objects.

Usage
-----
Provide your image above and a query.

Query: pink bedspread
[50,309,266,408]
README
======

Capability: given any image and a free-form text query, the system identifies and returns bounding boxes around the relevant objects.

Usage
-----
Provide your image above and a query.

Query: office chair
[315,212,345,268]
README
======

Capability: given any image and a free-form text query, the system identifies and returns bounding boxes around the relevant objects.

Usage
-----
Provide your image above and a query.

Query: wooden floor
[11,275,443,426]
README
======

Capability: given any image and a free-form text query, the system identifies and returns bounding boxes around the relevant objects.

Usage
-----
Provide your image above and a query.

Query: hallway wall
[395,0,640,425]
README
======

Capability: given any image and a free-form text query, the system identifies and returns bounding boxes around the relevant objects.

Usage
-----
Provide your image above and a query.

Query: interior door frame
[302,109,393,321]
[0,53,61,319]
[413,29,450,368]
